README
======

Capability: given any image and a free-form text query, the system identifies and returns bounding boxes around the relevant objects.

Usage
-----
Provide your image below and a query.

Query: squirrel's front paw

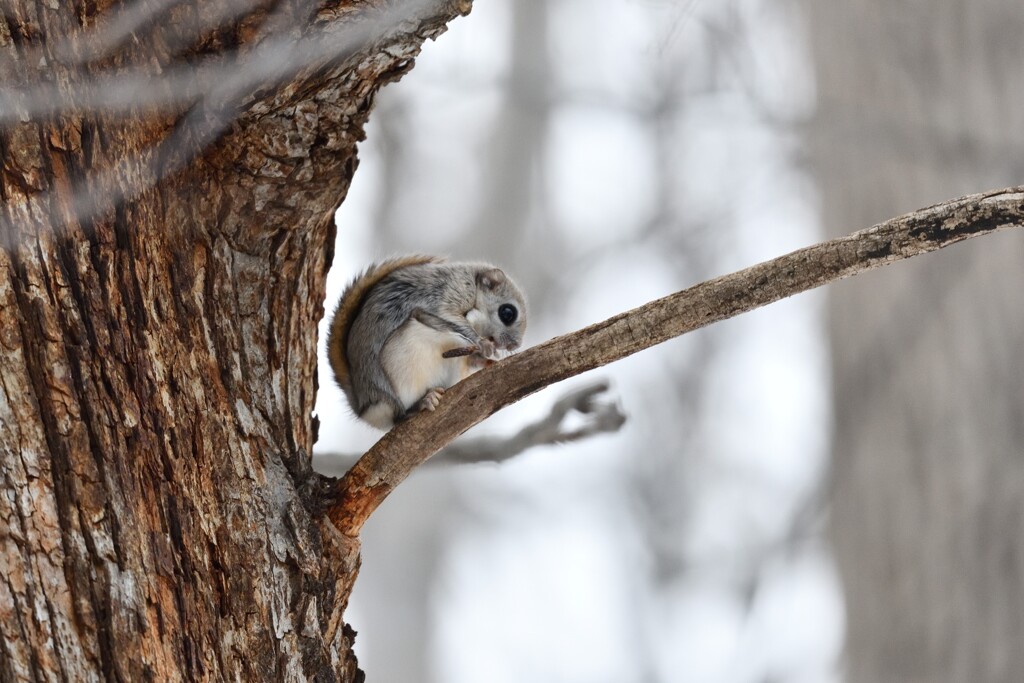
[417,387,446,412]
[476,338,498,360]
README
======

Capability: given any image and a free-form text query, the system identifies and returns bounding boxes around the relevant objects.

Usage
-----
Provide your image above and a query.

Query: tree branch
[326,186,1024,536]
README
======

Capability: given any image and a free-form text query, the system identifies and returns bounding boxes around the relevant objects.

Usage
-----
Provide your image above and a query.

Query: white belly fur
[381,319,472,410]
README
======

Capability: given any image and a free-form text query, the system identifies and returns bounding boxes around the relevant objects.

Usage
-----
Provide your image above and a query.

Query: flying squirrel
[327,256,527,430]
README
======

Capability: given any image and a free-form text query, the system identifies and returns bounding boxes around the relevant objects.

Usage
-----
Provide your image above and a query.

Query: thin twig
[314,381,625,474]
[326,187,1024,536]
[432,381,626,465]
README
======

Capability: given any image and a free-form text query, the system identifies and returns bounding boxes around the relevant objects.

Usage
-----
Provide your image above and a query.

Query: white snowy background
[313,1,843,680]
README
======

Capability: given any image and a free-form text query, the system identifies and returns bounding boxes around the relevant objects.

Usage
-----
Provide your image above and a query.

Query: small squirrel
[327,255,527,430]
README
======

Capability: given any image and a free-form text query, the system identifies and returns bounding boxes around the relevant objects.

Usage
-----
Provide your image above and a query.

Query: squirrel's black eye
[498,304,518,325]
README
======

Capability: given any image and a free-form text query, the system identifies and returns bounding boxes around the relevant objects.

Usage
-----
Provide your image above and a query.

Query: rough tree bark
[0,0,470,680]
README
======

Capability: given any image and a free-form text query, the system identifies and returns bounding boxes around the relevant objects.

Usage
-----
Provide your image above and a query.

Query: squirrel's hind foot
[417,387,446,412]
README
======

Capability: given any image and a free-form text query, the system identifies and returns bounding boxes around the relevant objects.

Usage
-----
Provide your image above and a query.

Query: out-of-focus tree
[805,1,1024,680]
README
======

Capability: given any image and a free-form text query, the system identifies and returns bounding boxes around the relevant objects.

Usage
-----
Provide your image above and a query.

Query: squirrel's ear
[477,268,506,290]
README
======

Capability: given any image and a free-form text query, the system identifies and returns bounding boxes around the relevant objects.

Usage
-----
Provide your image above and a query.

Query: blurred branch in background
[315,381,626,473]
[433,381,627,465]
[1,0,463,237]
[1,0,453,119]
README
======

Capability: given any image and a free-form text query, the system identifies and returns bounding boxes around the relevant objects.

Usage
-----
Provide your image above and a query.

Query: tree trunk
[0,1,468,680]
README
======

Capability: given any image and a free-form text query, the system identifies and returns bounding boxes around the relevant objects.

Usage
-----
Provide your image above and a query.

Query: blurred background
[312,0,1024,681]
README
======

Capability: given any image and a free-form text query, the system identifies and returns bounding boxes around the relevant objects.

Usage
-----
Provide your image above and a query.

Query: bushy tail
[326,255,440,393]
